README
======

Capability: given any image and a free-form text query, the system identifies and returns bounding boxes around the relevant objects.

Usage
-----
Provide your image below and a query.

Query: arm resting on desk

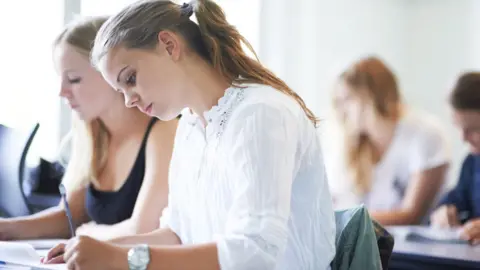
[3,187,89,240]
[109,228,181,246]
[146,243,220,270]
[372,164,448,225]
[115,233,282,270]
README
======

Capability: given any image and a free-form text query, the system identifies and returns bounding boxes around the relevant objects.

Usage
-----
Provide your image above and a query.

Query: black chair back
[0,123,39,217]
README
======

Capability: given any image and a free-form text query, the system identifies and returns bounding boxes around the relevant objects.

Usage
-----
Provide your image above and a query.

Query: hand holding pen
[430,205,480,245]
[430,205,467,228]
[460,218,480,245]
[41,183,75,264]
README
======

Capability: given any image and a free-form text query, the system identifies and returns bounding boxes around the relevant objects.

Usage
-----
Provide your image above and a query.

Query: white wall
[258,0,409,188]
[259,0,407,118]
[401,0,480,185]
[258,0,480,186]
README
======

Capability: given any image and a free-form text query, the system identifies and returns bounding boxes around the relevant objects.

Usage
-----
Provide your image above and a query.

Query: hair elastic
[181,2,194,17]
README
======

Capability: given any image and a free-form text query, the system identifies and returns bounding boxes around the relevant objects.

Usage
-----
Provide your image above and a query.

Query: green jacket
[331,206,384,270]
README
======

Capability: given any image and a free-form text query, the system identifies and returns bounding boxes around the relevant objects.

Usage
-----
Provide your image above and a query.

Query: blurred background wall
[2,0,480,185]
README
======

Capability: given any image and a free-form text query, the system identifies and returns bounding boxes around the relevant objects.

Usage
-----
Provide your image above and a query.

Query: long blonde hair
[91,0,318,126]
[55,16,110,192]
[336,56,401,194]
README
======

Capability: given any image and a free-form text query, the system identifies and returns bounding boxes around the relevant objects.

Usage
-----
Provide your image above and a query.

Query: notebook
[9,240,65,251]
[399,227,468,244]
[0,241,66,270]
[0,265,58,270]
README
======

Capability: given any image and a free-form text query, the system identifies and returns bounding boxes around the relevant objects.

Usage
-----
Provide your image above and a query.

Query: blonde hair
[55,16,109,192]
[336,56,401,194]
[91,0,318,126]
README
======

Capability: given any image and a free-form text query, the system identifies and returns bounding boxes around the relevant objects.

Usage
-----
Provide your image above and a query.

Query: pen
[59,183,76,238]
[458,211,469,222]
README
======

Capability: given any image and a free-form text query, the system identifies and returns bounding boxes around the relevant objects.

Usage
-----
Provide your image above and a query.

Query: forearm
[117,235,278,270]
[131,216,160,235]
[146,243,220,270]
[111,243,219,270]
[9,207,71,239]
[371,209,423,226]
[84,214,161,241]
[110,228,181,246]
[84,220,136,241]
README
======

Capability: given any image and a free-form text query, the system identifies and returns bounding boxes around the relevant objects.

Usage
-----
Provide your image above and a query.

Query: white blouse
[160,84,336,270]
[327,108,450,211]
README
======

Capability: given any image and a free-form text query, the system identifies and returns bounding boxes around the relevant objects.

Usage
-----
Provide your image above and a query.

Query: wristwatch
[128,244,150,270]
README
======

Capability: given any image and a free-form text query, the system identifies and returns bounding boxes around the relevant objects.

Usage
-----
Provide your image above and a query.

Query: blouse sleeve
[215,103,299,270]
[408,122,450,173]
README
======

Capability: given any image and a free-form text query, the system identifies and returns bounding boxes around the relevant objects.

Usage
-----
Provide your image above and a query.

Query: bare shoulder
[146,118,179,151]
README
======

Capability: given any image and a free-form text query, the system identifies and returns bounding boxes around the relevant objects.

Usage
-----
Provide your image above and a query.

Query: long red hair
[336,56,401,194]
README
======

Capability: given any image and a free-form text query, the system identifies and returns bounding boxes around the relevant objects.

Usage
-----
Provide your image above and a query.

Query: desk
[388,226,480,270]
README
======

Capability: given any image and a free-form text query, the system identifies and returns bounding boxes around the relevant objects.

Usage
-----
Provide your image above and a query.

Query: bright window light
[0,1,64,159]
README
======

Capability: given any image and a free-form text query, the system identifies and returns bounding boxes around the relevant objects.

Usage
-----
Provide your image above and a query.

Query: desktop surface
[388,226,480,270]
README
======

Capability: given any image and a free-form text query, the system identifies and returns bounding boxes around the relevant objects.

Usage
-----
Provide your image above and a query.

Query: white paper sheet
[0,242,66,270]
[9,240,66,250]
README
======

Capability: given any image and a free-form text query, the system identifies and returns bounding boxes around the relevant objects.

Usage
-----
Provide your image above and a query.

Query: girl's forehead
[54,44,90,72]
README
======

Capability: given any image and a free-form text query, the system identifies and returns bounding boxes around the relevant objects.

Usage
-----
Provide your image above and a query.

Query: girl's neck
[98,99,150,140]
[182,57,231,126]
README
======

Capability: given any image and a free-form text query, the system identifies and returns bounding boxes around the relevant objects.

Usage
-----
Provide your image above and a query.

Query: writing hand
[460,218,480,245]
[430,205,461,228]
[42,243,67,264]
[63,235,127,270]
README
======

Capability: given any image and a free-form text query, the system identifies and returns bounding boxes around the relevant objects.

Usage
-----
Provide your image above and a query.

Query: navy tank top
[85,118,158,225]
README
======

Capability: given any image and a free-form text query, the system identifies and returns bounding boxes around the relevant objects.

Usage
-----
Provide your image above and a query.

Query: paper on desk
[0,265,64,270]
[0,265,32,269]
[10,240,66,250]
[0,242,66,269]
[403,227,468,244]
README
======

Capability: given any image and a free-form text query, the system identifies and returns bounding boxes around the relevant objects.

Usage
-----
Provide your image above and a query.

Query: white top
[328,108,450,210]
[160,85,336,270]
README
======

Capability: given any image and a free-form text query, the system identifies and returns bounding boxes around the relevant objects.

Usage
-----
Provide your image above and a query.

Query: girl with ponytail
[50,1,336,269]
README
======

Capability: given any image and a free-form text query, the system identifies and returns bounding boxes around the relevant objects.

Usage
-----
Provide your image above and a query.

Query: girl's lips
[143,103,153,115]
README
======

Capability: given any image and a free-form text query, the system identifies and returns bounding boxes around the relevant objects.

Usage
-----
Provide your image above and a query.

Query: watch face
[128,245,150,268]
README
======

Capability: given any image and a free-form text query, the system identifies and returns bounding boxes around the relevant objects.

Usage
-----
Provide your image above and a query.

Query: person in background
[0,16,177,250]
[430,72,480,245]
[330,56,450,225]
[44,0,336,269]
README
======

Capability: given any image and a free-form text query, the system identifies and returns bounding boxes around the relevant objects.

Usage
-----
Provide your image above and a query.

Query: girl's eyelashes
[126,71,137,86]
[68,77,81,84]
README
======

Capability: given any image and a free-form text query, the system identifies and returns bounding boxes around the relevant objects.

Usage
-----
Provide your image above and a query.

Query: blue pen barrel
[59,184,76,237]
